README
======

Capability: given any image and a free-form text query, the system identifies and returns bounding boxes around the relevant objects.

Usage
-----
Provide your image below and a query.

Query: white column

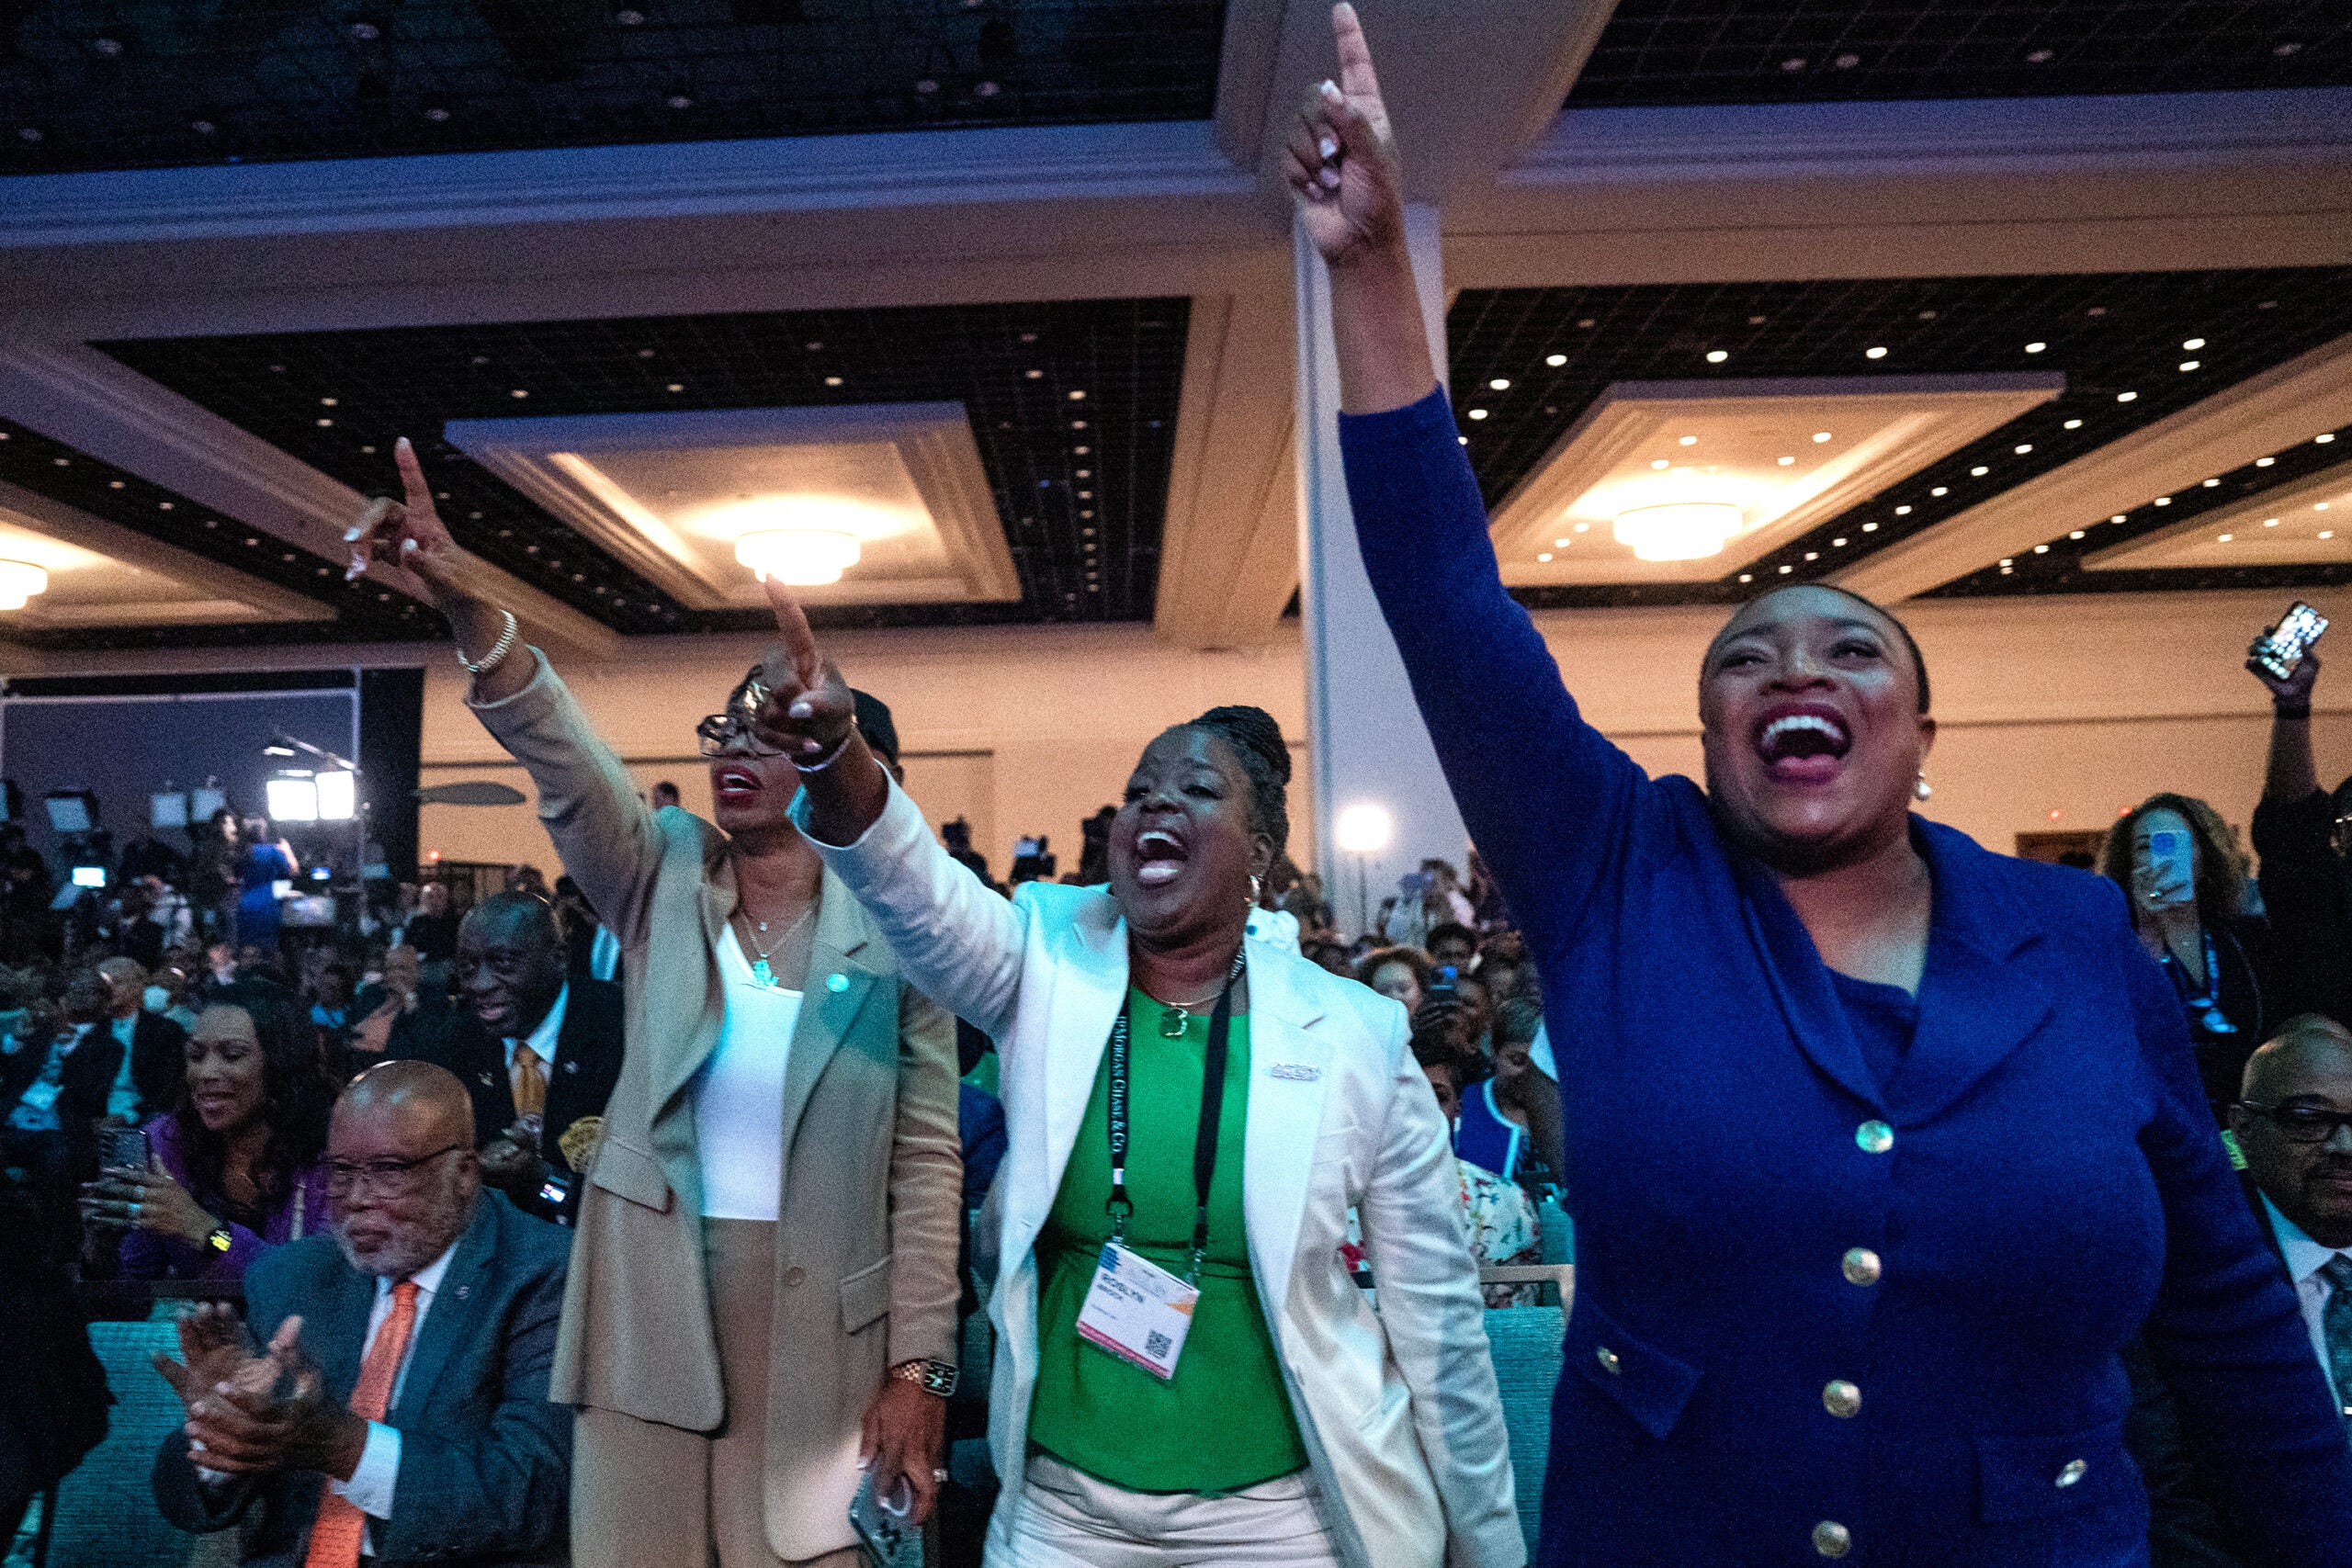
[1295,204,1468,939]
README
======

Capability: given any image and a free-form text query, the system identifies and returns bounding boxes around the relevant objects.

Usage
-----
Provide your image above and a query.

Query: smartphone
[1012,836,1045,860]
[1428,964,1460,1004]
[2250,601,2330,682]
[848,1471,918,1568]
[99,1125,150,1172]
[2143,829,2196,906]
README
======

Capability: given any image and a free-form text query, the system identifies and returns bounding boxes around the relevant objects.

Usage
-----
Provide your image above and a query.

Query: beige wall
[413,588,2350,885]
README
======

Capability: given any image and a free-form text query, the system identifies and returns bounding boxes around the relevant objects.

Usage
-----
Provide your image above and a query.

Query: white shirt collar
[378,1235,459,1304]
[503,983,569,1070]
[2264,1192,2352,1285]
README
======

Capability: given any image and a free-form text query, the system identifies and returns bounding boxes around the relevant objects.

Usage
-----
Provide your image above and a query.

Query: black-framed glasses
[695,712,788,760]
[324,1144,466,1199]
[2238,1101,2352,1145]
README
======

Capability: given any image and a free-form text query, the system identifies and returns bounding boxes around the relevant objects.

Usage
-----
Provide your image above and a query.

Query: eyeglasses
[695,712,788,760]
[2237,1101,2352,1145]
[324,1144,466,1199]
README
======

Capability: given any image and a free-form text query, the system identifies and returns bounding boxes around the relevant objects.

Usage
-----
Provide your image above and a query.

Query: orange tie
[302,1280,420,1568]
[510,1044,547,1121]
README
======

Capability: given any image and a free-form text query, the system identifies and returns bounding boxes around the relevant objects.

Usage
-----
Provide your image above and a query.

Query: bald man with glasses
[151,1060,572,1568]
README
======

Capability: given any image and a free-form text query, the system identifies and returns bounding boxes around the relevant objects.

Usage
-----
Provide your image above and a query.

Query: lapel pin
[827,973,850,993]
[563,1060,579,1074]
[455,1284,469,1299]
[478,1071,495,1088]
[1269,1063,1320,1082]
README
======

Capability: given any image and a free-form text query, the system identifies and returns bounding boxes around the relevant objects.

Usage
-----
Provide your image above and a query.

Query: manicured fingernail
[1318,136,1338,161]
[343,525,363,542]
[1319,166,1341,189]
[396,435,411,449]
[1320,79,1342,101]
[787,700,812,717]
[401,536,418,553]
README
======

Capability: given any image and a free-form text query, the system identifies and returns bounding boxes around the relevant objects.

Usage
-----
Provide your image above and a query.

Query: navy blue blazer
[152,1190,572,1568]
[1340,389,2352,1566]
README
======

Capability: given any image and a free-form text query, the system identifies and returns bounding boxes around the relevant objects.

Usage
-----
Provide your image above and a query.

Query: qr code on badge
[1145,1330,1172,1359]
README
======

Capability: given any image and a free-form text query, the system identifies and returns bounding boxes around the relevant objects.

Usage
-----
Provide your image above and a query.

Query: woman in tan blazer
[351,440,965,1568]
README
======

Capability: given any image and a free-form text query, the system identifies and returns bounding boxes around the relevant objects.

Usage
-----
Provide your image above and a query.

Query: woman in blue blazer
[1282,7,2352,1563]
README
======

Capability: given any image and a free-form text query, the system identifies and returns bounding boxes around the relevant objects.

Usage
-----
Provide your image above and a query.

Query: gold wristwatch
[890,1359,958,1397]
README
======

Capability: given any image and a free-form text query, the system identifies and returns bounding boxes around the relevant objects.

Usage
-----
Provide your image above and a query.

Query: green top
[1026,987,1308,1493]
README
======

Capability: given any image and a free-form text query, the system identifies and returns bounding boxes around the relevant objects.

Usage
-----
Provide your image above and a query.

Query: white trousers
[989,1452,1347,1568]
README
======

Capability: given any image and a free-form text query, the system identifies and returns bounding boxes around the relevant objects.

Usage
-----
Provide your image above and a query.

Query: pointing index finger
[761,574,823,691]
[1331,2,1381,102]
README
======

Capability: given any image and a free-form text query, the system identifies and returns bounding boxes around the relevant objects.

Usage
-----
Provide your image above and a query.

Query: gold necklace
[733,904,811,987]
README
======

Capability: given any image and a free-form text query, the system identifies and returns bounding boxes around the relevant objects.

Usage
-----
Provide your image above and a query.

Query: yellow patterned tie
[302,1280,418,1568]
[510,1043,547,1120]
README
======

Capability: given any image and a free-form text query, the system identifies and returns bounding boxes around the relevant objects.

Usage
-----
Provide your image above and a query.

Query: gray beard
[334,1177,479,1280]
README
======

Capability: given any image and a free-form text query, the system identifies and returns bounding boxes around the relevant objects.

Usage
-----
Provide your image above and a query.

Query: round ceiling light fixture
[0,560,49,610]
[1614,502,1743,562]
[735,528,860,586]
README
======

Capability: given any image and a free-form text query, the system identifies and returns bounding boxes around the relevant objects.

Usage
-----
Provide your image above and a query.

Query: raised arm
[2253,649,2321,807]
[1285,5,1656,952]
[346,440,663,942]
[750,581,1029,1036]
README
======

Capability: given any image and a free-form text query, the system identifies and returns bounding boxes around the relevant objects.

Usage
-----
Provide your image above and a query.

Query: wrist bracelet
[458,609,518,676]
[794,728,856,773]
[2276,701,2312,719]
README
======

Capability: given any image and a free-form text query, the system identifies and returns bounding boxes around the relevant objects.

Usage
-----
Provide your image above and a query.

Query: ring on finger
[932,1468,948,1483]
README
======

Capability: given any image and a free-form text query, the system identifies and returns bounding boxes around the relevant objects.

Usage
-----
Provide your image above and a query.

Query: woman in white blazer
[743,586,1520,1568]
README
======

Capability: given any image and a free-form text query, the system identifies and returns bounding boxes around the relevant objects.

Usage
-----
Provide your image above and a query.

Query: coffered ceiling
[0,0,2346,660]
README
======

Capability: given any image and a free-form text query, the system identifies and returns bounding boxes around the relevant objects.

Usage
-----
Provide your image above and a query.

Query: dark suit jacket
[396,980,622,1213]
[49,1012,187,1138]
[151,1190,572,1568]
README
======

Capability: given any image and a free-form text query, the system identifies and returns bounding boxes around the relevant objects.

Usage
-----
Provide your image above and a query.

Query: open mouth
[1135,828,1189,887]
[714,763,763,805]
[1753,705,1852,783]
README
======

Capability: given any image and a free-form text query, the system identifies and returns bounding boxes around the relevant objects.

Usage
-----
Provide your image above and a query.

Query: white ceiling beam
[1154,284,1302,648]
[0,479,337,623]
[1450,87,2352,288]
[0,343,622,660]
[1834,329,2352,603]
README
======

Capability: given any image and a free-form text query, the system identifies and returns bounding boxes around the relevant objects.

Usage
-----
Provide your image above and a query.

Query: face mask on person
[143,985,172,1012]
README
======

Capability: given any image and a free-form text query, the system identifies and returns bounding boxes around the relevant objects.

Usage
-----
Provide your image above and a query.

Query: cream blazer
[797,779,1523,1568]
[467,656,963,1562]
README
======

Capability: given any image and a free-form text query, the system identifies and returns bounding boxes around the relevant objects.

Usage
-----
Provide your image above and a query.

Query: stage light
[315,770,356,821]
[266,776,319,823]
[1336,804,1393,855]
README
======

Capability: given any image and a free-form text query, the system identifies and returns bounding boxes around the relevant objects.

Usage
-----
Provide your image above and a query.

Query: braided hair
[1182,705,1292,856]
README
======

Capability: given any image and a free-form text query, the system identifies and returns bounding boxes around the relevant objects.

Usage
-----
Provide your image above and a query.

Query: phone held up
[2250,601,2330,682]
[99,1124,151,1173]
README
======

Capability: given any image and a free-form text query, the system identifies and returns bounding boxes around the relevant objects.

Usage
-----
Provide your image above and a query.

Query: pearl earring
[1914,773,1933,801]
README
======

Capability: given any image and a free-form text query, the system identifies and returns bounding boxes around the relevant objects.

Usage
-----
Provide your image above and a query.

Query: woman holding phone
[2102,794,2284,1114]
[1287,6,2352,1562]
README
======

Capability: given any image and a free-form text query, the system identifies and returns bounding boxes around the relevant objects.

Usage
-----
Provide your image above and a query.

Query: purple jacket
[117,1112,331,1282]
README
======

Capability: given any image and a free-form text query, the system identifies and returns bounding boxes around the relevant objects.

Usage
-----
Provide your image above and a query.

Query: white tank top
[691,925,803,1222]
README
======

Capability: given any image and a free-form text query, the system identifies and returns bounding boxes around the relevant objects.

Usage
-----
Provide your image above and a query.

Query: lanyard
[2162,927,2236,1036]
[1105,950,1244,1284]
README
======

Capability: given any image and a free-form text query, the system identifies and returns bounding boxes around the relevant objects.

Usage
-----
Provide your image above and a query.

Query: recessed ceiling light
[2154,496,2172,505]
[107,479,122,489]
[915,77,941,95]
[2319,433,2337,444]
[321,397,337,406]
[1835,52,1860,68]
[17,127,42,142]
[2069,530,2085,539]
[510,389,527,399]
[2110,513,2127,523]
[1930,487,1948,496]
[1999,558,2015,567]
[1068,389,1086,400]
[1075,445,1091,455]
[1555,538,1569,547]
[2183,337,2206,350]
[1024,368,1043,379]
[2064,419,2083,429]
[2118,391,2138,402]
[1705,350,1728,364]
[1865,346,1887,359]
[316,417,334,426]
[2026,47,2054,62]
[1894,505,1912,515]
[2034,544,2050,554]
[1545,354,1566,367]
[1489,378,1510,390]
[825,376,843,387]
[2025,342,2047,354]
[2200,478,2220,487]
[2321,528,2336,537]
[1779,564,1793,573]
[1679,435,1697,446]
[1813,432,1832,443]
[1748,316,1767,325]
[2275,40,2302,56]
[423,107,450,122]
[1457,435,1468,446]
[2256,457,2276,467]
[1777,456,1795,467]
[1861,522,1878,532]
[1781,57,1806,72]
[1467,409,1488,421]
[1832,537,1848,547]
[1971,466,1989,476]
[190,118,216,135]
[1651,458,1670,469]
[2013,444,2032,454]
[2087,307,2107,317]
[2265,518,2281,526]
[1804,552,1819,561]
[348,20,380,39]
[1573,523,1589,532]
[1536,552,1552,562]
[2179,360,2200,372]
[665,94,694,110]
[2219,533,2233,542]
[1739,573,1754,583]
[158,501,174,510]
[1577,318,1595,329]
[974,80,1001,97]
[1918,310,1938,321]
[665,382,684,392]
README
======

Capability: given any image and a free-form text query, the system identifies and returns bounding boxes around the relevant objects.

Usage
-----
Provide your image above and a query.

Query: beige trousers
[989,1451,1345,1568]
[571,1218,861,1568]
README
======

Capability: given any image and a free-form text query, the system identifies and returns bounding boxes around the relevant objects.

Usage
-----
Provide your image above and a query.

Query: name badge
[1074,1241,1198,1381]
